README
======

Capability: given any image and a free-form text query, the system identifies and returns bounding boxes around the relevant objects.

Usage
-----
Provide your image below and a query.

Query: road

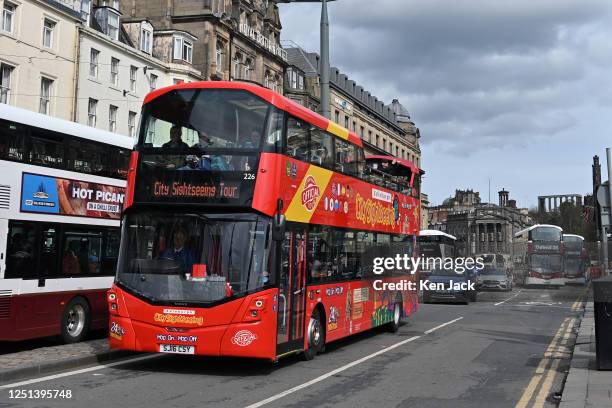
[0,285,586,408]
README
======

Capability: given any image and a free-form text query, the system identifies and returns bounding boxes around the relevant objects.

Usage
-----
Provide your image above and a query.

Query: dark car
[477,266,513,291]
[421,268,478,304]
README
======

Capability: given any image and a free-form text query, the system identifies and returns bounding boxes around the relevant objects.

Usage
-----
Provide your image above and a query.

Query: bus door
[276,227,307,355]
[0,218,7,279]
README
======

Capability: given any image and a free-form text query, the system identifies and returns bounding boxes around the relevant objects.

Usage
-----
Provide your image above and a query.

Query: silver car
[478,267,513,291]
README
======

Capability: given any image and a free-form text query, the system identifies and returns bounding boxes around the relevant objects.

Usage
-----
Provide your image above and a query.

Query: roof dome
[391,99,412,123]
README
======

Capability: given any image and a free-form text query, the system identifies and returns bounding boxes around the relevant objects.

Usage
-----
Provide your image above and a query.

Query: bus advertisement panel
[108,81,422,361]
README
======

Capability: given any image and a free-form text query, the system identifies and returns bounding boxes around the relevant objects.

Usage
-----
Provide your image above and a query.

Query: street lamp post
[278,0,336,119]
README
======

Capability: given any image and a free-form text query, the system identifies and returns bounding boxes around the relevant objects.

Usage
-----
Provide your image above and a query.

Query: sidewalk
[0,338,132,385]
[560,301,612,408]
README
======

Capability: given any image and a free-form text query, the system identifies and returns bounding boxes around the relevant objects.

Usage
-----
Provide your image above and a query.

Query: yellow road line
[532,318,575,408]
[514,318,570,408]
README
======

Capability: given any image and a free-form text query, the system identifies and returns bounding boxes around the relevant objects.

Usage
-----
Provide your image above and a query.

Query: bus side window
[286,117,310,162]
[101,230,121,276]
[5,221,37,279]
[38,225,59,278]
[0,119,26,162]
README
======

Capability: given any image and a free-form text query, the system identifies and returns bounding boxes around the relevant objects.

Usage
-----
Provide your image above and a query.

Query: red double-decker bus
[107,81,421,361]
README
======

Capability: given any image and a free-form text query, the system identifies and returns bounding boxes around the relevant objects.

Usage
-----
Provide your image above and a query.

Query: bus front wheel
[303,309,325,361]
[61,297,91,344]
[387,300,402,333]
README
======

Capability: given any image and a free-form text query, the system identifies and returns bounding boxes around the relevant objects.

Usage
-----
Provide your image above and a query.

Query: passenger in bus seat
[63,241,81,275]
[162,125,190,150]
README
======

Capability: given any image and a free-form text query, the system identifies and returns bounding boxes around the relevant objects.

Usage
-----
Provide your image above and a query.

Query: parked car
[422,267,478,304]
[478,266,513,291]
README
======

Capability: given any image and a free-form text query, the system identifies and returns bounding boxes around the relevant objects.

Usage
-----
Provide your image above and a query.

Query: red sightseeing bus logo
[231,330,257,347]
[301,176,320,212]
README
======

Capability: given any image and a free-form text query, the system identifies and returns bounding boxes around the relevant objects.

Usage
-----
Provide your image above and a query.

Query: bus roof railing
[419,229,457,240]
[514,224,563,238]
[0,104,134,149]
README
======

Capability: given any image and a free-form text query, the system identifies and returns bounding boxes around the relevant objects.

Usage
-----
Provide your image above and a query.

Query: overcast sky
[278,0,612,208]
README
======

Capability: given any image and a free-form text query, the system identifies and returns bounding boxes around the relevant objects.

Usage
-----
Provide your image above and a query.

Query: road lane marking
[494,290,522,306]
[514,318,570,408]
[424,317,464,334]
[245,316,464,408]
[0,354,161,389]
[533,318,575,408]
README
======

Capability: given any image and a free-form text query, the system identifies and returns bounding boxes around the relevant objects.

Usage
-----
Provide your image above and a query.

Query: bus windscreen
[116,212,272,304]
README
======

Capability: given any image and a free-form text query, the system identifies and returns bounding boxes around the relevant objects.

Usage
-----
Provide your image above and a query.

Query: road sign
[598,183,612,226]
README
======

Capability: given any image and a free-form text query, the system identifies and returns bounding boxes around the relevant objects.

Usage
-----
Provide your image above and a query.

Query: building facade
[118,0,287,92]
[75,1,203,137]
[429,189,532,257]
[284,47,421,167]
[0,0,81,120]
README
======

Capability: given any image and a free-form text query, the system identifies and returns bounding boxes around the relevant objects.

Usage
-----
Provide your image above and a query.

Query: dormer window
[103,0,119,10]
[107,11,119,40]
[140,23,152,54]
[173,36,193,63]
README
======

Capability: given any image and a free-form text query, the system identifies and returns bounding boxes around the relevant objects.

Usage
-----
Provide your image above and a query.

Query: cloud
[278,0,612,204]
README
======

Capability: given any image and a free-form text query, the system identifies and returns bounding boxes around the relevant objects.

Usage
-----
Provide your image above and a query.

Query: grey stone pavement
[560,299,612,408]
[0,338,131,384]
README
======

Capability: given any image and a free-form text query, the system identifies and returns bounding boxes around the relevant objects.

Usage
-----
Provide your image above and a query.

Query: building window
[273,74,280,92]
[39,77,52,114]
[42,19,56,48]
[264,70,270,88]
[89,48,99,78]
[401,148,405,159]
[244,58,253,80]
[334,110,340,124]
[80,0,91,25]
[344,116,349,129]
[395,146,399,157]
[128,111,136,137]
[2,2,15,34]
[149,73,157,92]
[0,63,13,104]
[215,40,224,72]
[173,36,193,63]
[88,98,97,127]
[233,53,242,79]
[297,74,304,90]
[375,134,379,146]
[130,66,137,92]
[367,129,371,142]
[389,141,392,153]
[109,105,118,132]
[140,28,152,53]
[108,11,119,40]
[110,57,119,86]
[360,126,364,139]
[352,121,356,132]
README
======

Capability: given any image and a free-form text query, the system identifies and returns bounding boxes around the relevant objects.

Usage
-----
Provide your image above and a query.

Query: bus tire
[387,300,402,333]
[60,297,91,344]
[303,308,324,361]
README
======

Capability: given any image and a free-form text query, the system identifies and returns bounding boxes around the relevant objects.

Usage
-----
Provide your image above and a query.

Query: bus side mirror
[272,213,286,241]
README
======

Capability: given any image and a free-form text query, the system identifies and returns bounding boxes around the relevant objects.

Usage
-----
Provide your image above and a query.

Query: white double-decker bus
[0,104,132,343]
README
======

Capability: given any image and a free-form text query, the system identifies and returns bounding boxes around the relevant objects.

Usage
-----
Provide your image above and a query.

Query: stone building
[76,1,203,137]
[284,47,421,167]
[0,0,81,120]
[429,189,532,257]
[118,0,287,92]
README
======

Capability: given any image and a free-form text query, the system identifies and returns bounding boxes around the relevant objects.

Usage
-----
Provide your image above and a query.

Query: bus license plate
[159,344,194,354]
